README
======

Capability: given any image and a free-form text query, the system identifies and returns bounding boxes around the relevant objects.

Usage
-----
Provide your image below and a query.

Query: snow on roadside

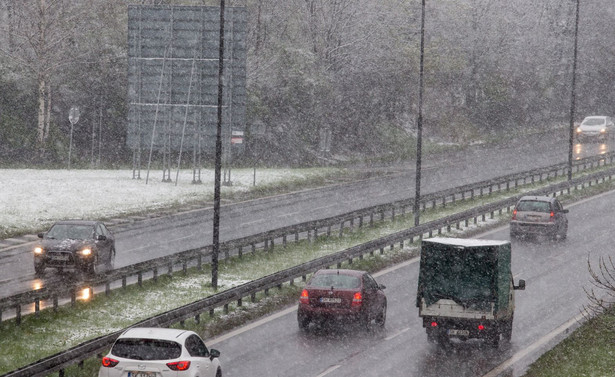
[0,168,331,237]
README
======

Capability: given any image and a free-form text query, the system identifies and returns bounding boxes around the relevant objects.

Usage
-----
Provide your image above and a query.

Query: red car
[297,269,387,331]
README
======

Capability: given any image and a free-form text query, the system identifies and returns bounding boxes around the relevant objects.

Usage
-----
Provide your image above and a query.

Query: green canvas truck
[416,237,525,346]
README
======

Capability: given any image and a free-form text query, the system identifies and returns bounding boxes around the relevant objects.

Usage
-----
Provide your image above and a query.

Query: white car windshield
[582,118,606,126]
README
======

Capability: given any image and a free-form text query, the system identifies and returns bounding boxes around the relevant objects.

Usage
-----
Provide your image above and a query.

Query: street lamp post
[567,0,580,181]
[413,0,426,226]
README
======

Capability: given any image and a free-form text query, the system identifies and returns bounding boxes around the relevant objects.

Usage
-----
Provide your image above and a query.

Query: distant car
[99,327,222,377]
[33,219,115,275]
[297,269,387,331]
[576,116,615,142]
[510,196,568,240]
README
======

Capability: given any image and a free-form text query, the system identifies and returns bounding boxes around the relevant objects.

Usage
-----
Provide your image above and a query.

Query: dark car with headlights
[34,220,115,275]
[297,269,387,331]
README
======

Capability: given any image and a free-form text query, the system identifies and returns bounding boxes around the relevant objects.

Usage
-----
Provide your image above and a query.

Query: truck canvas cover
[417,237,512,314]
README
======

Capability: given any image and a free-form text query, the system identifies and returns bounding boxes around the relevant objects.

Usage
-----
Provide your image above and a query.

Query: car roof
[518,195,554,203]
[313,268,365,277]
[582,116,608,121]
[53,219,99,226]
[119,327,193,341]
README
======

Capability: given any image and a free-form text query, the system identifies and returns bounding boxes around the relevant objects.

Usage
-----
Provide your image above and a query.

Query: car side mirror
[38,232,44,239]
[379,284,386,290]
[562,209,569,213]
[96,235,107,241]
[514,279,526,290]
[209,348,220,360]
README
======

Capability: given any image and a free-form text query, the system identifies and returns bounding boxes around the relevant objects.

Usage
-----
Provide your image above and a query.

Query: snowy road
[207,190,612,377]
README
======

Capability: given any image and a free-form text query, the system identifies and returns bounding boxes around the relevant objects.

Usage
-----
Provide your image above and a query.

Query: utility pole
[567,0,580,181]
[212,0,226,290]
[413,0,426,226]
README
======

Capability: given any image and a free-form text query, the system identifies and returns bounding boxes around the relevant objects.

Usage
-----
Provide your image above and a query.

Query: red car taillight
[511,209,517,220]
[478,324,485,331]
[299,289,309,304]
[549,211,555,222]
[101,356,119,368]
[167,361,191,371]
[351,292,363,306]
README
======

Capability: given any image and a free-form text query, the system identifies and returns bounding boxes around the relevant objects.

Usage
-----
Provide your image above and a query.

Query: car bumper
[297,305,363,323]
[510,221,557,236]
[34,253,92,269]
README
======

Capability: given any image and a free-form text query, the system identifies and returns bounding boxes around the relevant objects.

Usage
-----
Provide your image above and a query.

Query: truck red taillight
[167,361,191,371]
[351,292,363,306]
[430,321,438,327]
[101,357,119,368]
[299,289,309,304]
[477,324,485,331]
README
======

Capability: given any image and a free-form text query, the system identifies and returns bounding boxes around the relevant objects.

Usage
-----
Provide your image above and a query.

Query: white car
[576,115,615,142]
[99,327,222,377]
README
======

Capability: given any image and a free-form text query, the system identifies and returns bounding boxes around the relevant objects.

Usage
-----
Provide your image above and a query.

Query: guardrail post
[307,231,311,243]
[168,262,173,276]
[282,236,287,248]
[198,254,203,269]
[195,314,200,324]
[138,272,143,287]
[183,262,188,275]
[252,243,256,254]
[327,226,331,236]
[359,216,364,227]
[370,214,374,226]
[224,304,229,314]
[53,295,59,311]
[392,208,396,221]
[71,289,76,307]
[15,304,21,325]
[251,293,256,302]
[35,299,40,315]
[238,297,243,306]
[106,282,111,295]
[339,221,345,237]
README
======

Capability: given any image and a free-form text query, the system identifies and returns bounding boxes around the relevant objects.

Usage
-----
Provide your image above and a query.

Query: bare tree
[0,0,91,155]
[584,255,615,325]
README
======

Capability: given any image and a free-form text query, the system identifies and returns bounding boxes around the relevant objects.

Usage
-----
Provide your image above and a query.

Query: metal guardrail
[5,163,615,377]
[2,152,615,325]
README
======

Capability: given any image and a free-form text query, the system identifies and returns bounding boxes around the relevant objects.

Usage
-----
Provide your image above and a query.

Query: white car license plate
[51,254,69,261]
[128,372,156,377]
[320,297,342,303]
[448,329,470,336]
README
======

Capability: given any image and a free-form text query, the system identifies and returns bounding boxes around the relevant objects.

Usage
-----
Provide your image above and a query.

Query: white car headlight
[34,247,44,254]
[80,248,92,256]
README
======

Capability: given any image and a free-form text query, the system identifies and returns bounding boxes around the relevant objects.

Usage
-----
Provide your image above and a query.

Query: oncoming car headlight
[576,127,582,133]
[80,248,92,256]
[34,247,44,255]
[601,128,607,133]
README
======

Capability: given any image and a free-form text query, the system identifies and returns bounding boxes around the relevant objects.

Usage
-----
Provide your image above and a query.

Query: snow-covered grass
[0,167,346,238]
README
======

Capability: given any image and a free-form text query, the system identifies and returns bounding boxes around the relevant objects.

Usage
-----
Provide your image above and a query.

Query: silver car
[576,115,615,142]
[510,196,568,240]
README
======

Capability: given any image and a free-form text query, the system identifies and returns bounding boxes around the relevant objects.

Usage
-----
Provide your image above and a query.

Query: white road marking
[482,312,586,377]
[316,365,342,377]
[385,327,410,341]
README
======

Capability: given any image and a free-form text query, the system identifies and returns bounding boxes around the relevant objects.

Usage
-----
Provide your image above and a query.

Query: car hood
[41,239,95,252]
[579,124,606,131]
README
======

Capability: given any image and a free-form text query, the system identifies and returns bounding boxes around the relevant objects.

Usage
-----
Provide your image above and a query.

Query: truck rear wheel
[502,316,513,342]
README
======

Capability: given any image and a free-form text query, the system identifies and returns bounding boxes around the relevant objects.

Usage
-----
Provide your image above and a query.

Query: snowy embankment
[0,168,332,238]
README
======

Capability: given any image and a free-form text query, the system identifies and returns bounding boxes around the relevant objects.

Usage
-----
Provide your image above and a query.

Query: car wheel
[298,316,310,331]
[106,248,116,268]
[375,303,387,328]
[490,331,501,348]
[34,263,45,276]
[86,256,99,276]
[216,367,222,377]
[502,316,513,342]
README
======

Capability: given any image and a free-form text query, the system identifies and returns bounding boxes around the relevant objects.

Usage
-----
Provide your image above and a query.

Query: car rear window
[516,200,551,212]
[309,274,361,289]
[111,338,182,360]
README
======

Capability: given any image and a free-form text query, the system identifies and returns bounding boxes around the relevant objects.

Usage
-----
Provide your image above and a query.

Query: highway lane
[207,189,615,377]
[0,132,609,300]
